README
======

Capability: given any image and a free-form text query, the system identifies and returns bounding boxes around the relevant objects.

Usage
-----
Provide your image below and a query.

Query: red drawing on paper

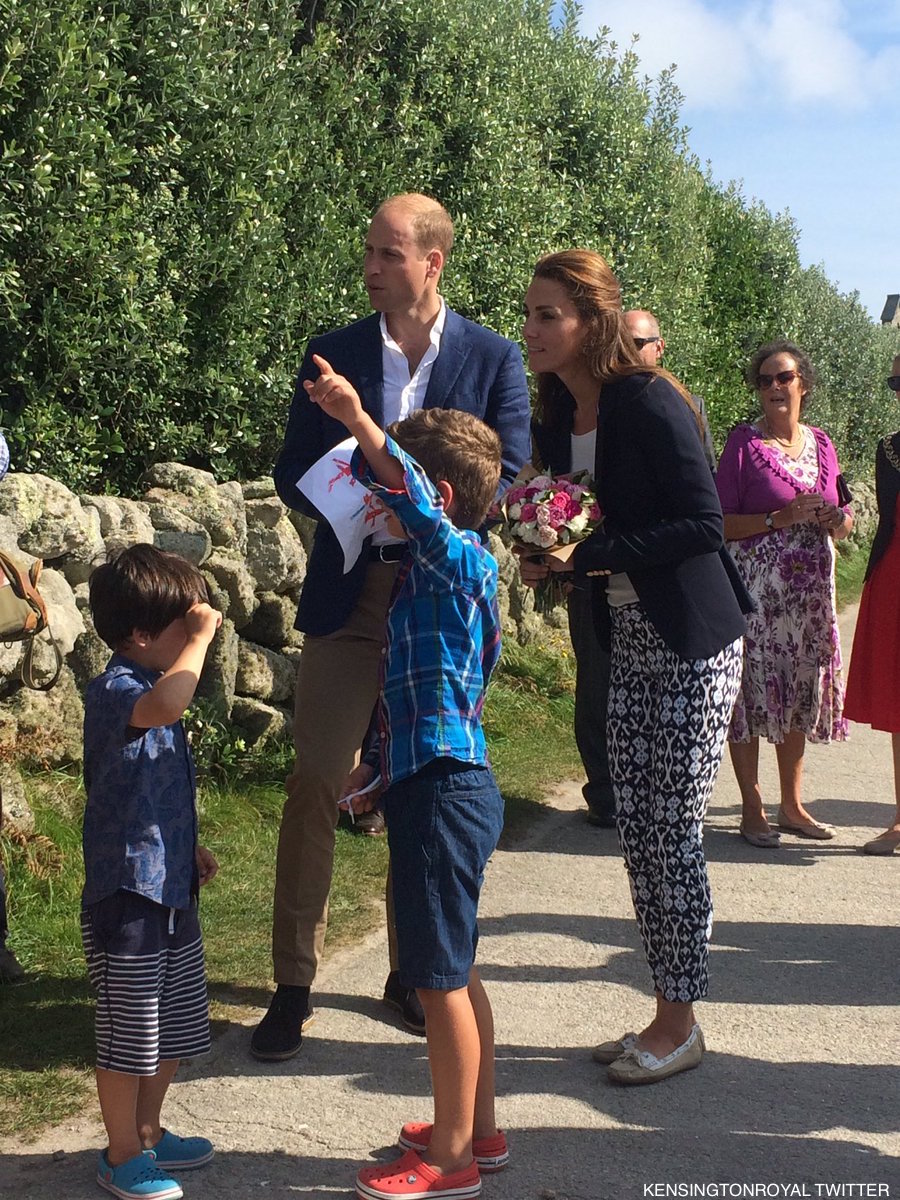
[362,492,387,526]
[328,458,355,492]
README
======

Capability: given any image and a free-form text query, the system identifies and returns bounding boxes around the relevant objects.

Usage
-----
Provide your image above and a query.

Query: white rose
[537,526,557,548]
[567,512,588,535]
[507,502,522,521]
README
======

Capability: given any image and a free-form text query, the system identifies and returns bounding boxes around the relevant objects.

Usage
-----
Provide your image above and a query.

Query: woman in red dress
[843,356,900,855]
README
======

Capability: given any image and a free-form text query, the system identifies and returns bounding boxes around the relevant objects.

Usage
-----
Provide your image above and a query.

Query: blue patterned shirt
[82,655,198,908]
[353,436,501,788]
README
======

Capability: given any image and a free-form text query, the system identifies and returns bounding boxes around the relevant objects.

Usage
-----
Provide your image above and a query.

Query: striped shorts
[81,889,211,1075]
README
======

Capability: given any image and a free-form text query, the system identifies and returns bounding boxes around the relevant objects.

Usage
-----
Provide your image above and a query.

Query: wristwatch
[764,512,776,531]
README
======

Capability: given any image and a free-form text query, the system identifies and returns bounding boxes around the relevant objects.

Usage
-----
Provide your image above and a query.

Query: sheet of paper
[296,437,390,573]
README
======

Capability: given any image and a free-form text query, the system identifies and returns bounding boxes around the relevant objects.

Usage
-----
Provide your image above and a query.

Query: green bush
[1,0,896,491]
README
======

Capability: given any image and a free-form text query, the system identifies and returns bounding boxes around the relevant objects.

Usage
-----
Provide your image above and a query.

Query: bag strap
[20,627,64,691]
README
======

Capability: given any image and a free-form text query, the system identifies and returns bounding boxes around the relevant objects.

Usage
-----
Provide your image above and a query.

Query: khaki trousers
[272,562,399,987]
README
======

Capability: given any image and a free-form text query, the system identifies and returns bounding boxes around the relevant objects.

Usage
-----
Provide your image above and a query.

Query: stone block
[31,568,84,659]
[0,765,33,834]
[6,667,84,765]
[0,473,102,561]
[236,641,296,705]
[195,618,238,716]
[70,615,112,689]
[245,518,306,594]
[241,477,277,501]
[230,697,288,747]
[80,495,155,545]
[143,464,247,555]
[153,528,213,566]
[246,497,288,530]
[240,593,303,649]
[285,510,318,556]
[202,551,258,630]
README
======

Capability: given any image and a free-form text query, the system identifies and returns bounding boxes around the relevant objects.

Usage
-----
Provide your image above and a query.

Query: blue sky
[575,0,900,321]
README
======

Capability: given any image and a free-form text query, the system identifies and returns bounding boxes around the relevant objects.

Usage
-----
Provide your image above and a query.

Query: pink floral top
[716,422,846,535]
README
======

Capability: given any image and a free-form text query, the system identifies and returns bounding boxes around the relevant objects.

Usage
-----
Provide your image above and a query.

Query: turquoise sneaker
[96,1150,183,1199]
[149,1129,215,1170]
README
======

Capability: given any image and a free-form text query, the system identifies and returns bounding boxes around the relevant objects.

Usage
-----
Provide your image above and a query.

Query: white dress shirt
[373,301,446,546]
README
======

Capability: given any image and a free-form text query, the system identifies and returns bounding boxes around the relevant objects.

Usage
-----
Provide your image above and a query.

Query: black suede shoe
[249,985,313,1060]
[352,809,386,837]
[586,807,617,829]
[0,944,25,984]
[382,971,426,1035]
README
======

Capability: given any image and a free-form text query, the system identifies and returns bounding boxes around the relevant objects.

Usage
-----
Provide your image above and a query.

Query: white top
[606,572,639,607]
[569,427,636,605]
[372,300,447,546]
[569,428,597,476]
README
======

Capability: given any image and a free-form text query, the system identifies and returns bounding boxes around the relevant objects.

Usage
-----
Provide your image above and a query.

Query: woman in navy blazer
[523,250,751,1085]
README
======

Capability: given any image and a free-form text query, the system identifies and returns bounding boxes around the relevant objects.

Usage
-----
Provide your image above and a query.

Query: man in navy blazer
[251,194,530,1060]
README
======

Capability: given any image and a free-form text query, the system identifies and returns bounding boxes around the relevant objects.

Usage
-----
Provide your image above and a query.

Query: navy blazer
[274,308,531,635]
[572,373,752,659]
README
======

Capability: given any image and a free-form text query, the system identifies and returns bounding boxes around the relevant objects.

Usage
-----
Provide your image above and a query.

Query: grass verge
[835,542,869,611]
[0,637,578,1139]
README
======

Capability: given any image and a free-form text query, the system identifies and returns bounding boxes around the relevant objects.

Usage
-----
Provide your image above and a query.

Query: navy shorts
[384,759,504,991]
[81,889,210,1075]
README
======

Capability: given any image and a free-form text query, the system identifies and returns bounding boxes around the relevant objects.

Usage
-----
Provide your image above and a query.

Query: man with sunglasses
[624,310,717,473]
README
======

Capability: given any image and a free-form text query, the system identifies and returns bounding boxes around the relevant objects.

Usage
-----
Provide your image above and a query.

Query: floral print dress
[727,430,848,744]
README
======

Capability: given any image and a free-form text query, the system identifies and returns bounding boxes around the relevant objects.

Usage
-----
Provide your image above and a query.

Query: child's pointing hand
[303,354,364,428]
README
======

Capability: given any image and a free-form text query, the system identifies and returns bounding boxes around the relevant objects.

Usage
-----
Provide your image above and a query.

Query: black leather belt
[369,543,405,563]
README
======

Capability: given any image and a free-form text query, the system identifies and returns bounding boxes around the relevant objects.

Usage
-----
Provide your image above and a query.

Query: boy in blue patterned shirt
[305,355,507,1200]
[83,544,221,1200]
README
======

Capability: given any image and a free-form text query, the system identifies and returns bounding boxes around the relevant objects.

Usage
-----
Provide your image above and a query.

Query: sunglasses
[887,376,900,391]
[632,336,660,350]
[757,370,800,390]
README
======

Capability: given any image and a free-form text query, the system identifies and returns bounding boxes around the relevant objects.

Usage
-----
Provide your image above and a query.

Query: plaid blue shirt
[353,436,501,788]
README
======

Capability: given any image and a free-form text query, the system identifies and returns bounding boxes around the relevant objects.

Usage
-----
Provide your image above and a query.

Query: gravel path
[3,605,898,1199]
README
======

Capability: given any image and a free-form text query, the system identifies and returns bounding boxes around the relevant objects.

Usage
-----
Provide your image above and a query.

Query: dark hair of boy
[89,544,210,651]
[388,409,502,530]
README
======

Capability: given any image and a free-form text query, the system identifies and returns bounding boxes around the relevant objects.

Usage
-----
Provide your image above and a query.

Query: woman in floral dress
[716,341,853,847]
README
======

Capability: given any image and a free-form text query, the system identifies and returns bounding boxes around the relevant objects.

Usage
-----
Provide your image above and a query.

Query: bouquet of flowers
[502,469,602,612]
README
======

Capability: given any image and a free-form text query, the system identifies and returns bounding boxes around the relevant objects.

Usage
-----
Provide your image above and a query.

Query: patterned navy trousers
[607,604,743,1003]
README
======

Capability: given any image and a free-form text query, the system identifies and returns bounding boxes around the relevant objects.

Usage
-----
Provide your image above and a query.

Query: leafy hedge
[1,0,897,493]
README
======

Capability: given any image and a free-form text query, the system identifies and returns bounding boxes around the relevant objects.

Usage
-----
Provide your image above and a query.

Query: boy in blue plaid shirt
[305,355,508,1200]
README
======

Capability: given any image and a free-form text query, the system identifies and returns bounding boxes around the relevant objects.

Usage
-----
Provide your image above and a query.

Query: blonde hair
[375,193,454,258]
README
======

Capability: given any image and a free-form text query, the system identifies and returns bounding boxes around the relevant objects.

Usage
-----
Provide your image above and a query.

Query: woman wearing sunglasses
[716,341,852,848]
[842,358,900,855]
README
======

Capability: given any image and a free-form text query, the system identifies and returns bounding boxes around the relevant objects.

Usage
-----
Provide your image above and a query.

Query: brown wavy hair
[530,249,697,433]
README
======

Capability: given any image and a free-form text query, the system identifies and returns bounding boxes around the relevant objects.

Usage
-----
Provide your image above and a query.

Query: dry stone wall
[3,461,871,800]
[0,465,543,778]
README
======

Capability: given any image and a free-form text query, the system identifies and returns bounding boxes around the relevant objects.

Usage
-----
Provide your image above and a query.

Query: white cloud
[578,0,752,106]
[576,0,900,112]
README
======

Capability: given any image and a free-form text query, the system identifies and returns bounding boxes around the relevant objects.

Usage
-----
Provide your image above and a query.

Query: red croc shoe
[356,1149,481,1199]
[398,1122,509,1173]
